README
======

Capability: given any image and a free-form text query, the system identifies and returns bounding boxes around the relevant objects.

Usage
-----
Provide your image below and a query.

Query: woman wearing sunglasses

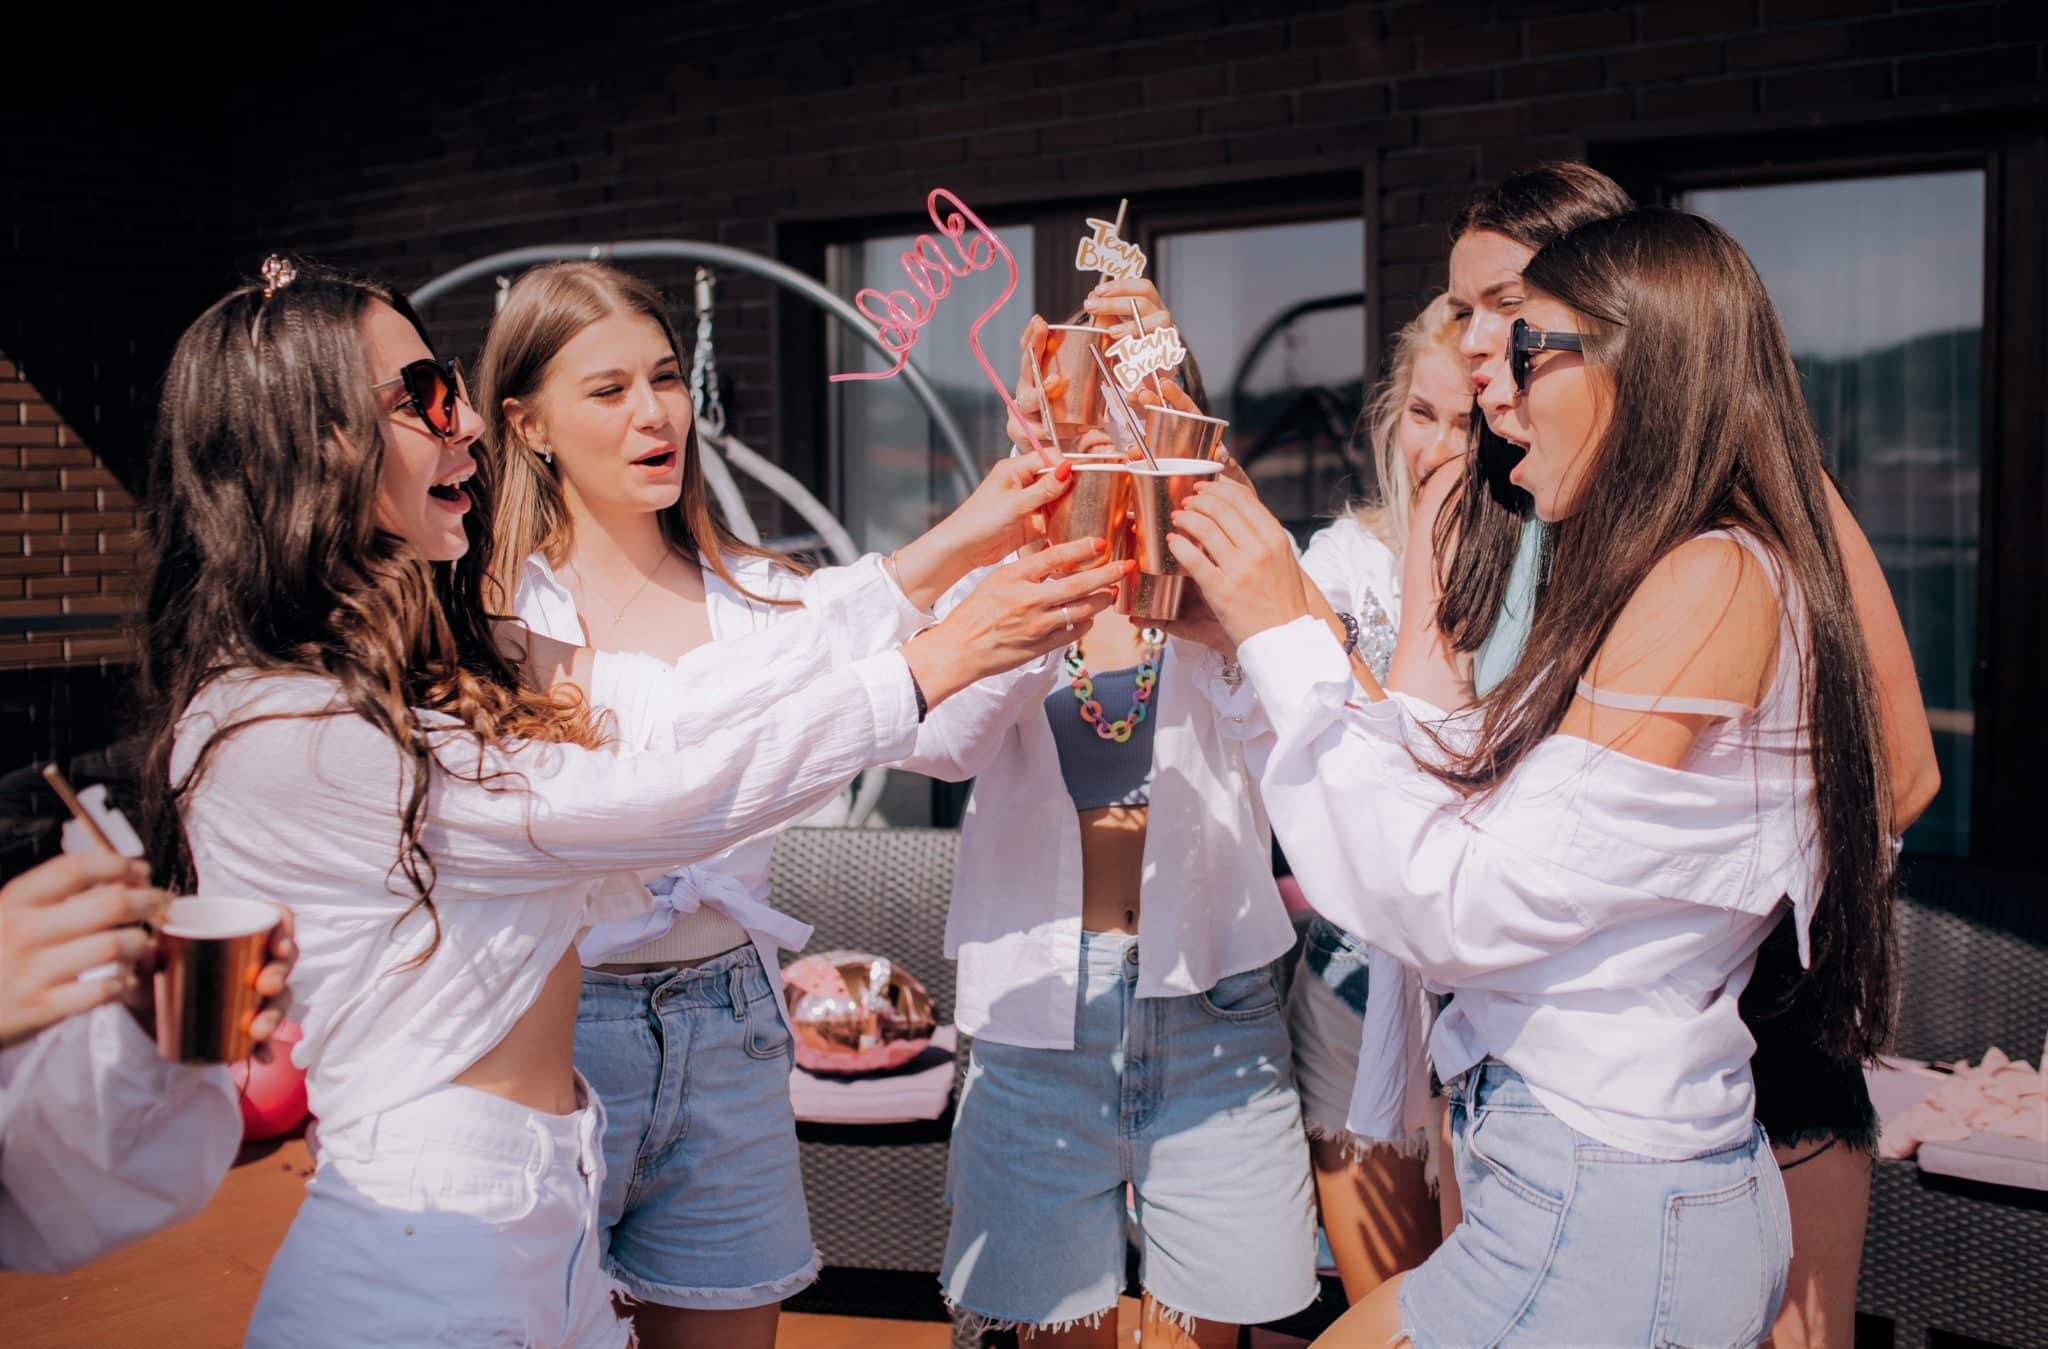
[138,259,1116,1347]
[475,261,1108,1349]
[1438,163,1938,1346]
[1173,207,1894,1346]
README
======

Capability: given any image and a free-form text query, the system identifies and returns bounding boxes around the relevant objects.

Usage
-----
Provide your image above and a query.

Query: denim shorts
[575,945,821,1310]
[941,931,1319,1333]
[1288,916,1371,1142]
[249,1076,626,1347]
[1400,1062,1792,1347]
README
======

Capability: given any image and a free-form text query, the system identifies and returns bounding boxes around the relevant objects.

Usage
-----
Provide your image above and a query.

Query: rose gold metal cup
[154,896,282,1064]
[1142,404,1229,463]
[1041,459,1133,566]
[1118,457,1225,620]
[1040,324,1113,453]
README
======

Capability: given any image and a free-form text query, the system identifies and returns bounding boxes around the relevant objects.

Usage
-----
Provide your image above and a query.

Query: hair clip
[259,255,297,301]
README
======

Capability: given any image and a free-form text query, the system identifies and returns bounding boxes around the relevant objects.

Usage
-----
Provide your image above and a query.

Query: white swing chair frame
[411,241,979,827]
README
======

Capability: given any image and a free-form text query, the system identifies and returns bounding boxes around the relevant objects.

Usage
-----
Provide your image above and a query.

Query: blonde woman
[1284,295,1468,1304]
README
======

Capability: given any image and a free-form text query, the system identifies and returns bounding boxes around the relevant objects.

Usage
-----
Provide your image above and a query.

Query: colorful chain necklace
[1064,628,1165,743]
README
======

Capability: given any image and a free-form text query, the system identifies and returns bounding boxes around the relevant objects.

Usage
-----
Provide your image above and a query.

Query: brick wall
[217,0,2042,469]
[0,353,139,671]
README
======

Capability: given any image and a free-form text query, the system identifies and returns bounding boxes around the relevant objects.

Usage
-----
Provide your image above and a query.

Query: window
[826,228,1036,555]
[1153,217,1367,529]
[1684,170,1985,855]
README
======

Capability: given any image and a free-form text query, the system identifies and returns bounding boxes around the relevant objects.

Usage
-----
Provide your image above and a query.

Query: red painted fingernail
[1055,461,1073,482]
[1123,559,1139,575]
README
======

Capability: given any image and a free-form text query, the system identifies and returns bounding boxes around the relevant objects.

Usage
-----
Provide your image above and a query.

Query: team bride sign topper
[829,187,1053,464]
[1074,217,1146,282]
[1105,324,1188,394]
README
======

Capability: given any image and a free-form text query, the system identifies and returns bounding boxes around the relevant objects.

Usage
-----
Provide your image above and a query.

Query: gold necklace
[570,549,673,626]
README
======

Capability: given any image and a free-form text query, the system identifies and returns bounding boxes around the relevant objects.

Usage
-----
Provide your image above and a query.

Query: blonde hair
[477,262,800,612]
[1352,294,1464,559]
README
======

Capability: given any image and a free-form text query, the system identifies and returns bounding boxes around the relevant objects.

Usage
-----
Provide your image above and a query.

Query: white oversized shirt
[175,614,919,1135]
[898,586,1294,1050]
[0,1003,240,1271]
[1240,531,1822,1158]
[516,550,930,984]
[1297,517,1435,1150]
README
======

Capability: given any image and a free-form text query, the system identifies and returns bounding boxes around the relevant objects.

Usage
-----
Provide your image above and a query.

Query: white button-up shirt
[0,1003,240,1271]
[899,608,1293,1050]
[516,550,930,984]
[176,601,919,1134]
[1298,517,1435,1150]
[1237,531,1820,1158]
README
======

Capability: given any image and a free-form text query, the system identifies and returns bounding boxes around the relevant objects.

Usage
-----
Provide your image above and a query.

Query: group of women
[112,159,1929,1348]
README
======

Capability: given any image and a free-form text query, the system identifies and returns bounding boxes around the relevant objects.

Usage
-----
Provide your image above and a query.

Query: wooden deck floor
[0,1142,1314,1346]
[0,1138,956,1347]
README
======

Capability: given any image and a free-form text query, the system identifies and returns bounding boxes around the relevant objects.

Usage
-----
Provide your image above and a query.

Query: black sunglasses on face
[372,357,469,438]
[1509,318,1583,393]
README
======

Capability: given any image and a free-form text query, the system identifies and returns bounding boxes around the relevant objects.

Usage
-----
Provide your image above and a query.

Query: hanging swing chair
[410,241,974,827]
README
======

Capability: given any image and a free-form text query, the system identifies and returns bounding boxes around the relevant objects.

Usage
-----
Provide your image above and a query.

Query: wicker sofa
[1858,854,2048,1348]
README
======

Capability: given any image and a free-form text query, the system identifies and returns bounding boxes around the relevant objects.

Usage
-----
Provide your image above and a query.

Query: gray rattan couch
[1859,854,2048,1348]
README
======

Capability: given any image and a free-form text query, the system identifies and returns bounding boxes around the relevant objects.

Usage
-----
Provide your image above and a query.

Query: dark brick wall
[192,0,2043,512]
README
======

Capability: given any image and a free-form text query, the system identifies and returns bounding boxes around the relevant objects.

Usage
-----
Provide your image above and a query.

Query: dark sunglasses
[1509,318,1583,392]
[372,357,469,438]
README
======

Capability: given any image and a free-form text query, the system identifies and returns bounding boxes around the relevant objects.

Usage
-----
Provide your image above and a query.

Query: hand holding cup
[1165,477,1311,647]
[0,853,164,1048]
[901,537,1133,708]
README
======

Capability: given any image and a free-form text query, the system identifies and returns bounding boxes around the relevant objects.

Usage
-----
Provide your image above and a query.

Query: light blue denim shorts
[1288,915,1372,1141]
[574,945,821,1311]
[1401,1061,1792,1347]
[941,930,1319,1333]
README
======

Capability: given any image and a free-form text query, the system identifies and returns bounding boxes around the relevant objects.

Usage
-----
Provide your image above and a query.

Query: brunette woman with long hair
[138,260,1117,1346]
[1175,208,1893,1344]
[478,261,1091,1349]
[1424,163,1940,1342]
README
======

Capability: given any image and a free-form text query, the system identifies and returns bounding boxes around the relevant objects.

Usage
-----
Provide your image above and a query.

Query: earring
[538,444,553,465]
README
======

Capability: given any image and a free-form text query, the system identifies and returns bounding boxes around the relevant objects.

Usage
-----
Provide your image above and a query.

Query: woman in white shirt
[1284,295,1468,1305]
[135,260,1119,1347]
[475,261,1090,1349]
[1171,209,1896,1346]
[911,282,1319,1348]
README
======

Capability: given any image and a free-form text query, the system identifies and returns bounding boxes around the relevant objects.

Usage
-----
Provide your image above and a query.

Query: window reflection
[1155,218,1366,527]
[1687,170,1984,855]
[828,229,1036,553]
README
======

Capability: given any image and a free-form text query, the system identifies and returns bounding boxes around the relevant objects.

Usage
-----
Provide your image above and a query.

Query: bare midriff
[1079,803,1147,934]
[451,946,584,1116]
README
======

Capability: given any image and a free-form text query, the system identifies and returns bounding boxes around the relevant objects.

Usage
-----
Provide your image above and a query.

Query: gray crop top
[1044,651,1164,811]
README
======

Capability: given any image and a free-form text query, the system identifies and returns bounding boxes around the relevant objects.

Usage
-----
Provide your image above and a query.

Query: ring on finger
[1061,605,1074,632]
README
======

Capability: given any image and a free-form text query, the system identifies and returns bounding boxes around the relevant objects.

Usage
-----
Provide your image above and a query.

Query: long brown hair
[1351,293,1461,557]
[1441,209,1895,1059]
[1435,163,1636,650]
[478,262,797,610]
[138,260,603,952]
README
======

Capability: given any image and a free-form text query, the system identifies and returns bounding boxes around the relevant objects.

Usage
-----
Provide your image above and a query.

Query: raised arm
[1174,487,1793,982]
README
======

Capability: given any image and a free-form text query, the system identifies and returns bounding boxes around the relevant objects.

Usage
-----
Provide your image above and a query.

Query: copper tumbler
[1119,457,1225,621]
[1142,404,1229,464]
[1043,459,1133,565]
[1039,324,1113,454]
[154,896,282,1064]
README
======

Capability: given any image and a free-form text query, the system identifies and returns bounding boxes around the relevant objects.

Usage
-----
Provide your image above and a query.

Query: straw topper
[1074,217,1147,283]
[1105,323,1189,395]
[830,187,1053,463]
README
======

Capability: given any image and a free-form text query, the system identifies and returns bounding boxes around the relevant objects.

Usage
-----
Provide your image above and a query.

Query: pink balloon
[233,1021,309,1141]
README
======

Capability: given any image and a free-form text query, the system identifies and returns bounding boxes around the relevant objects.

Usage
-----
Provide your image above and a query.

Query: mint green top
[1472,517,1545,697]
